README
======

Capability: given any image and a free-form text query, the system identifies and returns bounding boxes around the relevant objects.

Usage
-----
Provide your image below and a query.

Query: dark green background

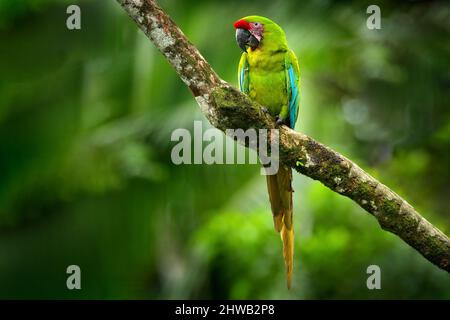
[0,0,449,299]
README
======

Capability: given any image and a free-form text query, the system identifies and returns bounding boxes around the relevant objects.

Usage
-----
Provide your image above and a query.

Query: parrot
[233,16,300,289]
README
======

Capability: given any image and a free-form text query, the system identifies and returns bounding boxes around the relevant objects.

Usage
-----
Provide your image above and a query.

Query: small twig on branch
[116,0,450,272]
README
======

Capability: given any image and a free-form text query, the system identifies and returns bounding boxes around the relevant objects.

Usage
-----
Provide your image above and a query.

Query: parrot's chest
[247,51,287,115]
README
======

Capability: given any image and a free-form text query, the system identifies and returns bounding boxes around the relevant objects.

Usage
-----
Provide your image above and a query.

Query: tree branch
[116,0,450,272]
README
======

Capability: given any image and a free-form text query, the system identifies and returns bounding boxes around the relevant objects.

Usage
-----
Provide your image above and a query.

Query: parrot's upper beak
[235,28,259,52]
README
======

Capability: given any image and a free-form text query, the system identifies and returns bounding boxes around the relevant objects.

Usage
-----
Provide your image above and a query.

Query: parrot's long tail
[266,165,294,289]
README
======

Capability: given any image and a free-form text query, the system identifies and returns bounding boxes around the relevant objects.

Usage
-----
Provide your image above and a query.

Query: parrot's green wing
[238,52,249,94]
[285,50,300,129]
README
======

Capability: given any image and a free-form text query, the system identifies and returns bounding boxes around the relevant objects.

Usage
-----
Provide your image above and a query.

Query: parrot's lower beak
[235,28,259,52]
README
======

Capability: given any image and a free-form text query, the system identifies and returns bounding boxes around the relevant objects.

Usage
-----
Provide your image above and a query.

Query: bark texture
[116,0,450,272]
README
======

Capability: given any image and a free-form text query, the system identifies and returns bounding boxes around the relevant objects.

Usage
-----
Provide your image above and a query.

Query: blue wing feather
[288,65,300,129]
[238,53,249,94]
[240,67,245,92]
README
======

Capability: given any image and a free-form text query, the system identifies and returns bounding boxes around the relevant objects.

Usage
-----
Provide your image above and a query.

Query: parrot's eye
[254,22,260,26]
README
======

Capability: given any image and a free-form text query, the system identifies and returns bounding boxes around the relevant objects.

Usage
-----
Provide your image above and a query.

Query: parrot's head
[233,16,286,52]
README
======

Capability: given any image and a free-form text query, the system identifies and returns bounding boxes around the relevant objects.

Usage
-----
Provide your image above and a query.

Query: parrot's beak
[235,28,259,52]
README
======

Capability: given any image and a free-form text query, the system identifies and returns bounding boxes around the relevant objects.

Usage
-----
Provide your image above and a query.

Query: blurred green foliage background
[0,0,449,299]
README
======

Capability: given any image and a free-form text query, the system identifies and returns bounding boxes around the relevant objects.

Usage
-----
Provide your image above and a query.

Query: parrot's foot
[260,107,269,114]
[275,115,287,125]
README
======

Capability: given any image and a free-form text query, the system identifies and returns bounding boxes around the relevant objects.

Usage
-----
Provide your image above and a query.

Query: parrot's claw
[275,116,285,125]
[260,107,269,114]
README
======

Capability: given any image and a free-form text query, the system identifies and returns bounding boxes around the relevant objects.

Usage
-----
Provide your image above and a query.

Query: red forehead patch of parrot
[233,19,250,30]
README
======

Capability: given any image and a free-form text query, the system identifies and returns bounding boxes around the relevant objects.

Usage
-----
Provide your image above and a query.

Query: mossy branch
[116,0,450,272]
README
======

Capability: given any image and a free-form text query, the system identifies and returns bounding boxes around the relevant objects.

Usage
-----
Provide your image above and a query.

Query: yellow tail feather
[266,166,294,289]
[281,224,294,289]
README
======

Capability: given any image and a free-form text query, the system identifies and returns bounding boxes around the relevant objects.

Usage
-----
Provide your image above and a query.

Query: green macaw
[234,16,300,288]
